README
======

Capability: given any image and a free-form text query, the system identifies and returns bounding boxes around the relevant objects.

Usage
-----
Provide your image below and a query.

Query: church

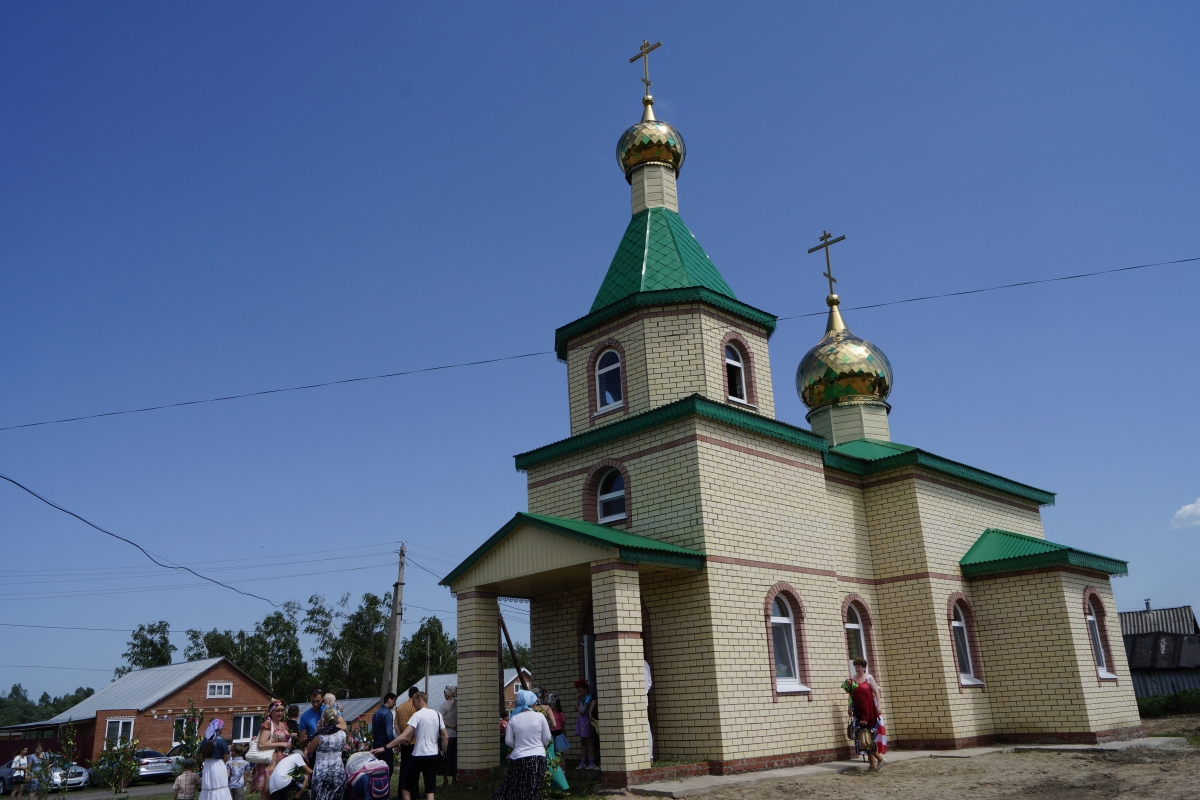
[441,55,1143,788]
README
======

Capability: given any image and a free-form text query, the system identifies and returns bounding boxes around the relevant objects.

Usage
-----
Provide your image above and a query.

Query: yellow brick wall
[591,562,652,772]
[1059,575,1142,733]
[456,591,502,772]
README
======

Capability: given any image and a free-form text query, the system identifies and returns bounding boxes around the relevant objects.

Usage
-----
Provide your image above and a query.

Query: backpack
[346,758,391,800]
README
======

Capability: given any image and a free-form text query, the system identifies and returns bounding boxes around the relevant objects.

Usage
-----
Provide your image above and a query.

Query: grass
[420,766,603,800]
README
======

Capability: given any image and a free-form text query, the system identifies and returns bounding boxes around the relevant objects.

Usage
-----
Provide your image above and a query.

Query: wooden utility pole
[381,544,406,697]
[498,611,530,691]
[424,633,431,694]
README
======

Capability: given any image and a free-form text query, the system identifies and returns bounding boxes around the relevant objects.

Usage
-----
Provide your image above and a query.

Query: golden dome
[616,118,685,181]
[795,296,892,410]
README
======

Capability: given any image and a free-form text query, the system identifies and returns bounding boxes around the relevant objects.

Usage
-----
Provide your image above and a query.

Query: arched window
[951,603,983,686]
[770,598,808,692]
[845,604,867,673]
[1086,596,1117,680]
[597,469,626,523]
[596,350,623,410]
[725,345,746,402]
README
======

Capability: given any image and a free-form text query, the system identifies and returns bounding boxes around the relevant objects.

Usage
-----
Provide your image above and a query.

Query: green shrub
[1137,688,1200,718]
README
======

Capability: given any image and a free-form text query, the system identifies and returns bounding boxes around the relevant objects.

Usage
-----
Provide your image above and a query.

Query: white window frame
[231,714,261,743]
[207,682,233,699]
[1086,600,1118,680]
[594,350,624,413]
[104,718,134,748]
[769,598,810,693]
[597,470,627,524]
[172,718,185,747]
[845,605,867,675]
[725,345,747,402]
[951,604,984,686]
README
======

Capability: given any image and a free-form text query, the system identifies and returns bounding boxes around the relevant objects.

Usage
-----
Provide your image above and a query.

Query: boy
[173,759,201,800]
[267,752,311,800]
[227,744,250,800]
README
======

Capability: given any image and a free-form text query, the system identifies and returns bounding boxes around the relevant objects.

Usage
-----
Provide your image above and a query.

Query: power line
[0,664,112,673]
[0,470,279,607]
[0,351,550,433]
[0,622,133,632]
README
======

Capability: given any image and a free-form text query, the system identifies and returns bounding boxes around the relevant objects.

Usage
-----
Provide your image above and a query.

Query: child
[286,705,302,745]
[574,679,597,769]
[173,759,201,800]
[227,744,250,800]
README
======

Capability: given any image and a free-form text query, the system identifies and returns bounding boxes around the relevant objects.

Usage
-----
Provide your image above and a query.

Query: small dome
[796,320,892,410]
[617,120,685,180]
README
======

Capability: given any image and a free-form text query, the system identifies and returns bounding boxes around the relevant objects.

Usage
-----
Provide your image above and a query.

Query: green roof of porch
[960,528,1128,578]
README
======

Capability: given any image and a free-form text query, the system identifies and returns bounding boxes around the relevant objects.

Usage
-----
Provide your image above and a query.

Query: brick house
[440,87,1142,789]
[36,657,273,765]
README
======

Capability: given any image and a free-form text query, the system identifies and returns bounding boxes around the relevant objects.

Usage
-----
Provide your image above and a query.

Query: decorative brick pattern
[718,331,759,407]
[581,459,631,527]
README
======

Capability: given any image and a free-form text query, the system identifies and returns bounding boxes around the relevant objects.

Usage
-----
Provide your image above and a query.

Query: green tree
[396,617,457,692]
[92,734,141,795]
[304,592,391,698]
[186,603,310,701]
[502,642,531,670]
[114,621,175,678]
[0,686,93,727]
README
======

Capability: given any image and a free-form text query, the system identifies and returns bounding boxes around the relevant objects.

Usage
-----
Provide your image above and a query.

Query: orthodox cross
[629,40,662,98]
[807,230,847,295]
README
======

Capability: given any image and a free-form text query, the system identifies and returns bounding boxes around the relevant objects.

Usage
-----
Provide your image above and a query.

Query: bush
[1137,688,1200,718]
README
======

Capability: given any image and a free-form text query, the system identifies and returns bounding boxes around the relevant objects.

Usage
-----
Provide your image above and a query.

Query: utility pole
[498,611,530,691]
[424,633,431,694]
[381,543,406,698]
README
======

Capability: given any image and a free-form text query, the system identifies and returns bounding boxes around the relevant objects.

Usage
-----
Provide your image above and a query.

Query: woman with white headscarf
[438,686,458,785]
[198,719,233,800]
[491,690,550,800]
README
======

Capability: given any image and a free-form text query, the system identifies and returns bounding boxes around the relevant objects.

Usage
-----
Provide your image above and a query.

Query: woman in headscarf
[491,690,550,800]
[198,720,232,800]
[438,686,458,785]
[304,707,347,800]
[253,701,293,799]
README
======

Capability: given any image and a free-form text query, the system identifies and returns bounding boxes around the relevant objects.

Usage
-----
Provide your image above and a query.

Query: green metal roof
[439,512,706,587]
[824,439,1056,506]
[591,208,737,313]
[959,528,1127,578]
[514,394,828,471]
[555,287,777,360]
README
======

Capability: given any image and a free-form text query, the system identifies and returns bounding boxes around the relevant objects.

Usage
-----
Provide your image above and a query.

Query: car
[48,761,90,791]
[133,750,175,783]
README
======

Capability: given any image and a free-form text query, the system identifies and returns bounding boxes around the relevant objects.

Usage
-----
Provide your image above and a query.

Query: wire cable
[0,664,113,673]
[0,470,280,607]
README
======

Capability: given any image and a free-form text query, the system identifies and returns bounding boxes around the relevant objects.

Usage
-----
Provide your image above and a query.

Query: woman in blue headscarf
[491,690,551,800]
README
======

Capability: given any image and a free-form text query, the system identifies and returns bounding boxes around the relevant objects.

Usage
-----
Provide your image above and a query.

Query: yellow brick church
[441,68,1142,788]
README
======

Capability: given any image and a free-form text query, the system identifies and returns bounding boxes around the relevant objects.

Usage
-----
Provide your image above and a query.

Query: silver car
[134,750,176,783]
[49,762,90,791]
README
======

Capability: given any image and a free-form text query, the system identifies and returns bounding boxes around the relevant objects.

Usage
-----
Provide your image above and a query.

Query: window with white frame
[595,350,623,410]
[1086,599,1117,680]
[104,718,133,748]
[597,470,626,523]
[770,597,809,692]
[207,682,233,699]
[173,718,185,747]
[845,605,867,674]
[232,715,262,743]
[725,345,746,401]
[951,603,983,685]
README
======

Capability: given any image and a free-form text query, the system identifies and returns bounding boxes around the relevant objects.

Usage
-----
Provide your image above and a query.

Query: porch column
[456,589,500,782]
[591,560,651,788]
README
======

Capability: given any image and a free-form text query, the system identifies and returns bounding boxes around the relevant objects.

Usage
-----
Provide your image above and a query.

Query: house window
[207,682,232,699]
[845,605,867,673]
[595,350,623,410]
[725,345,746,402]
[104,719,133,748]
[951,603,983,685]
[770,597,809,692]
[232,715,262,743]
[1086,598,1117,680]
[597,470,627,523]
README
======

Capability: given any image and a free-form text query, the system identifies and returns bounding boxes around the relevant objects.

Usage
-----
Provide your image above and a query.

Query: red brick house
[26,657,273,765]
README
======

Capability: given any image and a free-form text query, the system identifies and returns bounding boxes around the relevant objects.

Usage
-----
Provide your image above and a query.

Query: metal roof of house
[1119,606,1199,636]
[336,697,382,722]
[43,658,226,725]
[403,669,531,703]
[959,529,1128,578]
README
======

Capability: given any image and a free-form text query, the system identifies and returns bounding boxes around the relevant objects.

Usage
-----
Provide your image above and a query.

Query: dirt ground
[701,741,1200,800]
[1142,713,1200,742]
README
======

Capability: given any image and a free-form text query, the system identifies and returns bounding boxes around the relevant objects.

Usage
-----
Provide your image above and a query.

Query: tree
[0,686,94,728]
[304,592,391,698]
[396,617,457,692]
[502,641,531,671]
[184,602,310,701]
[114,621,175,678]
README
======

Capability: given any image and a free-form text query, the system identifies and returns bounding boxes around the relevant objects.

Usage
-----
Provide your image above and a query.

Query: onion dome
[616,117,686,181]
[796,295,893,410]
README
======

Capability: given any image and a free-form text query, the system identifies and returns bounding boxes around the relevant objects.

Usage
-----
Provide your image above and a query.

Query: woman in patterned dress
[304,708,347,800]
[254,701,293,798]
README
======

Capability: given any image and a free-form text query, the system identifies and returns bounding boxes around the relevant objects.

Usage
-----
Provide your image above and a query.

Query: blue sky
[2,2,1198,698]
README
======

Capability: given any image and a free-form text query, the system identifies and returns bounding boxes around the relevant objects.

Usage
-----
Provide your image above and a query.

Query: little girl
[574,679,597,769]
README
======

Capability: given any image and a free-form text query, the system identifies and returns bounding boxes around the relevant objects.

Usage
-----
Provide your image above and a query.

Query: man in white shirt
[376,692,446,800]
[267,752,311,800]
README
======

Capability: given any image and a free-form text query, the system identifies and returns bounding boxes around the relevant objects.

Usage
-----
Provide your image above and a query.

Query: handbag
[245,723,273,765]
[845,722,854,741]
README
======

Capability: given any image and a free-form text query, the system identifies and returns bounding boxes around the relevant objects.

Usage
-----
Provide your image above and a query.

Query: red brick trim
[458,650,499,659]
[595,631,642,641]
[862,471,1041,513]
[707,555,836,578]
[695,434,823,473]
[456,768,495,784]
[455,591,498,601]
[587,339,630,424]
[841,594,879,678]
[824,473,862,489]
[596,745,852,787]
[763,583,813,703]
[590,561,639,574]
[1083,586,1119,685]
[946,592,986,690]
[567,304,769,355]
[872,570,961,585]
[582,459,631,527]
[719,332,758,406]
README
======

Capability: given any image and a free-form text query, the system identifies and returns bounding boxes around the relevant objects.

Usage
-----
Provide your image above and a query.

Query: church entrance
[578,597,657,764]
